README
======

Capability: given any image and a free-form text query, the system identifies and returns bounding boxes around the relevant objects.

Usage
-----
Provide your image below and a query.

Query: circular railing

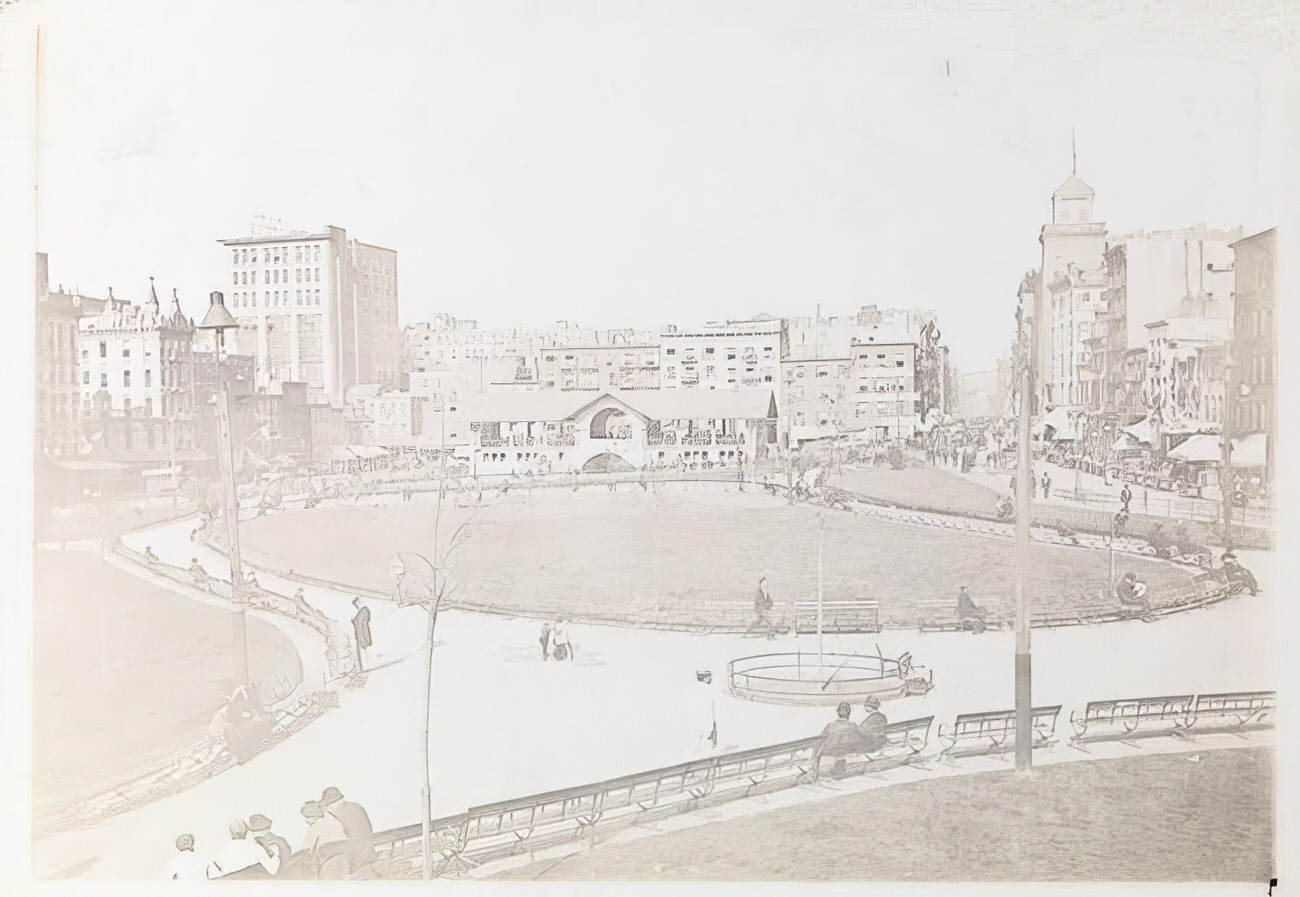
[728,651,927,705]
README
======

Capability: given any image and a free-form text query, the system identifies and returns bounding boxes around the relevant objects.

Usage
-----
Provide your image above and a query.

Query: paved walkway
[31,515,1278,880]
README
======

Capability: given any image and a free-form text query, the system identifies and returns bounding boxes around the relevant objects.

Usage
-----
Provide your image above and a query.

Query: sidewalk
[958,458,1271,528]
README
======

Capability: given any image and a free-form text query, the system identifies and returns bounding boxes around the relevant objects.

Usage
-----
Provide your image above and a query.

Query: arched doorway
[590,407,629,439]
[582,452,635,473]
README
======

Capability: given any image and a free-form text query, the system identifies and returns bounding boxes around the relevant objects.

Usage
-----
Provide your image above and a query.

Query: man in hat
[248,814,292,874]
[351,597,372,672]
[539,621,552,661]
[810,702,864,781]
[164,834,206,881]
[206,819,279,879]
[956,586,988,633]
[318,786,376,875]
[858,695,889,754]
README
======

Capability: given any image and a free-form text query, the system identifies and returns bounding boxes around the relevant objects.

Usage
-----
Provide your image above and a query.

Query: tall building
[35,254,127,455]
[1230,227,1276,484]
[848,341,920,440]
[1036,172,1108,407]
[75,282,199,457]
[220,225,400,404]
[659,317,786,390]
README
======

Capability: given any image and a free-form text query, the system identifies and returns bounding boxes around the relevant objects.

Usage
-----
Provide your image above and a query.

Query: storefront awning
[1167,434,1222,463]
[1122,417,1154,445]
[1234,433,1268,468]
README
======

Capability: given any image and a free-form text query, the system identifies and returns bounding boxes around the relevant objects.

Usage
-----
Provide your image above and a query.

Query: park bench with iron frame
[936,706,1061,758]
[1067,694,1195,749]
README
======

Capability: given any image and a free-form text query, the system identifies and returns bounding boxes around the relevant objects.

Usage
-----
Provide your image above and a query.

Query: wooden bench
[791,600,881,634]
[1179,690,1275,737]
[937,706,1061,758]
[1067,694,1195,747]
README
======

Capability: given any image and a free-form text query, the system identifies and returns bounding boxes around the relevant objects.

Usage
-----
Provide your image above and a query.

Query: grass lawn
[32,551,302,806]
[831,465,1004,517]
[495,746,1274,882]
[239,488,1193,624]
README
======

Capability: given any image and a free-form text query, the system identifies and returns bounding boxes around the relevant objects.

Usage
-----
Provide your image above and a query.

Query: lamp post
[1013,304,1036,774]
[1220,354,1236,552]
[197,291,248,688]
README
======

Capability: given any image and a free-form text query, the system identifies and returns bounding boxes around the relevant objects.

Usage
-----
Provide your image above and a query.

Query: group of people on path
[168,787,375,881]
[539,619,574,661]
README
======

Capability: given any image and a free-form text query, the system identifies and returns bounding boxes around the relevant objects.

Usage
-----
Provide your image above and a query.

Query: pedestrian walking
[748,576,777,639]
[351,597,372,673]
[539,621,552,661]
[1030,472,1038,498]
[551,619,574,661]
[1042,472,1052,499]
[1120,484,1132,514]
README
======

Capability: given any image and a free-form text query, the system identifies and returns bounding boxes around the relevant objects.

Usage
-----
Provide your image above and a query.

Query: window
[144,397,153,417]
[100,373,107,387]
[123,397,131,415]
[296,269,302,283]
[314,289,320,305]
[233,271,238,284]
[666,348,676,355]
[296,290,302,304]
[705,347,715,355]
[315,268,320,281]
[123,347,130,358]
[252,270,258,285]
[123,370,131,387]
[82,371,89,384]
[295,246,302,264]
[262,248,269,263]
[144,369,151,387]
[99,341,107,357]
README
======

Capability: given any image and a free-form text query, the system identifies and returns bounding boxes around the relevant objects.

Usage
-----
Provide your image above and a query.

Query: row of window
[233,245,322,266]
[664,345,774,358]
[234,267,321,286]
[84,369,154,387]
[231,290,322,308]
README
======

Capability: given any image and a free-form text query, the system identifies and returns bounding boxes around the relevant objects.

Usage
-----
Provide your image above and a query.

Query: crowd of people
[166,787,375,880]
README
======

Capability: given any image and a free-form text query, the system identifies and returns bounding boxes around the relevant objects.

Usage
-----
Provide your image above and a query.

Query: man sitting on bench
[810,702,865,781]
[956,586,988,632]
[858,695,888,753]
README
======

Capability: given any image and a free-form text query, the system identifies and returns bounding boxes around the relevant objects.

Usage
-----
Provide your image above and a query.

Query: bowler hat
[248,814,272,832]
[320,787,344,805]
[301,801,324,819]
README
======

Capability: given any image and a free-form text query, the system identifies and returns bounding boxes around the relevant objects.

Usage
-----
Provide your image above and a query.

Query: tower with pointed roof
[1035,149,1108,409]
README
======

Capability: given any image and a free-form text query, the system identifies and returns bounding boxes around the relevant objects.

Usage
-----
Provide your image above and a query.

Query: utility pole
[1014,304,1036,773]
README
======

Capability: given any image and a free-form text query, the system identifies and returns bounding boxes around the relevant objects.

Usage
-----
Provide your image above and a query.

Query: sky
[23,0,1295,374]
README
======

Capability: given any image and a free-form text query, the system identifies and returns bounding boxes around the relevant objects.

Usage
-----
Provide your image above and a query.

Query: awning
[1122,417,1154,445]
[1109,434,1146,454]
[1234,433,1268,468]
[1167,434,1222,464]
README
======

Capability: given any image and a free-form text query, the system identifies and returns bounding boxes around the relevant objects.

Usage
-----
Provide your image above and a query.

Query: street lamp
[197,290,249,688]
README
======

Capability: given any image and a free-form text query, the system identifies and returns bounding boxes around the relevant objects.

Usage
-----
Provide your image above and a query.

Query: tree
[392,489,478,880]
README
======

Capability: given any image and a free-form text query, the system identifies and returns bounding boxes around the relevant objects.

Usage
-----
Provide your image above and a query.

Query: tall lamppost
[198,290,249,687]
[1013,302,1036,774]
